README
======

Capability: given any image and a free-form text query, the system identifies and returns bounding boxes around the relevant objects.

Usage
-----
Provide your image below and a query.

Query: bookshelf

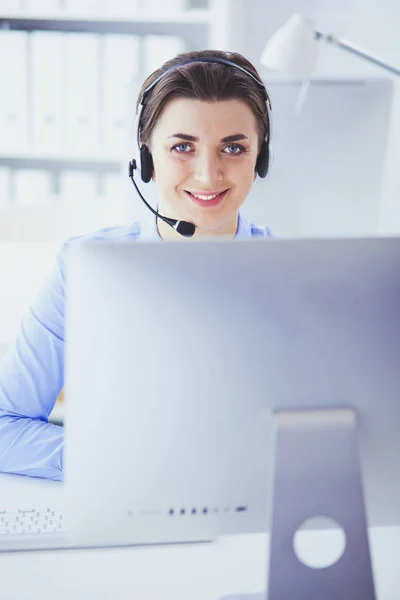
[0,150,121,173]
[0,11,211,46]
[0,3,223,178]
[0,0,232,425]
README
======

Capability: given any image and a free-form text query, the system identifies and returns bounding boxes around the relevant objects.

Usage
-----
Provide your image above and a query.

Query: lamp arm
[315,31,400,76]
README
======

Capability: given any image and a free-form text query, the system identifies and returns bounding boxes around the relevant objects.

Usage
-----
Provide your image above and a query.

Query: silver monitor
[63,236,400,599]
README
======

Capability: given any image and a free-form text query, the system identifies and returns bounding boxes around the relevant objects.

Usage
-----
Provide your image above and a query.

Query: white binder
[25,0,62,14]
[139,0,185,13]
[102,172,127,225]
[0,168,11,208]
[0,31,28,152]
[31,32,65,152]
[14,169,52,206]
[103,34,140,154]
[59,171,100,235]
[103,0,141,18]
[64,33,100,152]
[142,34,186,76]
[62,0,105,16]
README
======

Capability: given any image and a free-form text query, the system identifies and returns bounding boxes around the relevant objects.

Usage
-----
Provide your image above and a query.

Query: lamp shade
[260,14,318,78]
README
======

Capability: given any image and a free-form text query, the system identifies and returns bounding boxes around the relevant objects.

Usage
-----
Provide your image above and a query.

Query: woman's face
[149,97,260,238]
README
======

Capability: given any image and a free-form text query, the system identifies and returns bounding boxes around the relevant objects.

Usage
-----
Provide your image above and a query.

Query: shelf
[0,151,122,173]
[0,11,211,35]
[0,11,211,54]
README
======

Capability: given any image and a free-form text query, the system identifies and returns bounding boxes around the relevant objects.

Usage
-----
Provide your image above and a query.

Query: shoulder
[65,221,143,246]
[62,221,143,254]
[28,222,144,336]
[55,222,143,283]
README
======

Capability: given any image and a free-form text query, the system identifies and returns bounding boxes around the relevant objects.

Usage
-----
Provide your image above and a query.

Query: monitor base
[222,408,377,600]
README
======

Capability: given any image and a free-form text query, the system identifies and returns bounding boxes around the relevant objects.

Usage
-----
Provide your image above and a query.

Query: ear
[253,171,257,182]
[148,141,156,182]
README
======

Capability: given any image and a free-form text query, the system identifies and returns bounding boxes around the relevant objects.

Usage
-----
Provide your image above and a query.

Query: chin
[164,195,240,230]
[190,210,238,233]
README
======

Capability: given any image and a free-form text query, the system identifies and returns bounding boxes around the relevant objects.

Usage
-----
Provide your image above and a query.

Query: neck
[156,213,239,241]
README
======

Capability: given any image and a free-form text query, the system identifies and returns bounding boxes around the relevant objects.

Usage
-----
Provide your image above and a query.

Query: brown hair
[136,49,271,152]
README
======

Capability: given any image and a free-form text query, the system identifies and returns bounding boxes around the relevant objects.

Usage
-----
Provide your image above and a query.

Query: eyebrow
[168,133,249,143]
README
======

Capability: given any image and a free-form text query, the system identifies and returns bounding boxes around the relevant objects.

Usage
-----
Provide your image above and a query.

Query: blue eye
[224,144,244,155]
[173,143,191,153]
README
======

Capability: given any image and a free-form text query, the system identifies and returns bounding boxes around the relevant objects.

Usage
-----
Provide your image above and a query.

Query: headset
[128,56,273,238]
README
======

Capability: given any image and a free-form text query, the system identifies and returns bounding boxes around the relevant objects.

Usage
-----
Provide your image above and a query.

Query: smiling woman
[130,49,273,239]
[0,49,274,481]
[150,97,260,236]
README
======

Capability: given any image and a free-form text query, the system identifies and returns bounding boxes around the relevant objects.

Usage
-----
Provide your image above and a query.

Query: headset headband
[140,57,270,104]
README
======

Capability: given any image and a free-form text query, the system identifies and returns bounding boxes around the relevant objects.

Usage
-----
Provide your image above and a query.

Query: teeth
[190,192,222,200]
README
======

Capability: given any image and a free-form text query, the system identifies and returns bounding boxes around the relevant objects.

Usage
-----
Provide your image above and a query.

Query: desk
[0,474,399,600]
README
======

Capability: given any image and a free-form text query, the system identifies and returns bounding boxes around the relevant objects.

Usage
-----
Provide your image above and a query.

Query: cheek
[226,160,255,187]
[152,151,191,183]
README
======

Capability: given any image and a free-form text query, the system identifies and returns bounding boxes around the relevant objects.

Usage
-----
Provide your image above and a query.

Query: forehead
[152,97,258,138]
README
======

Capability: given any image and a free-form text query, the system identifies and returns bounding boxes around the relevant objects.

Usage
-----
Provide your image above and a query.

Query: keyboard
[0,507,64,536]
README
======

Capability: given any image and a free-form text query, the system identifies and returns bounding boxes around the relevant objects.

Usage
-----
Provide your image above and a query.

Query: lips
[184,189,229,208]
[186,190,228,198]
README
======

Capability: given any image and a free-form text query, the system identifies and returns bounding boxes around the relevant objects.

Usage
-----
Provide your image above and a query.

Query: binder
[14,169,52,206]
[142,34,186,76]
[25,0,62,14]
[31,31,65,152]
[139,0,185,13]
[102,172,127,225]
[0,31,28,152]
[59,171,100,234]
[59,171,98,201]
[63,0,105,16]
[0,168,11,209]
[0,0,26,12]
[103,0,140,18]
[103,34,140,154]
[0,0,61,14]
[64,33,100,152]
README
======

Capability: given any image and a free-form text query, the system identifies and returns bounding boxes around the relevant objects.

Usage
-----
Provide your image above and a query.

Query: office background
[0,0,399,422]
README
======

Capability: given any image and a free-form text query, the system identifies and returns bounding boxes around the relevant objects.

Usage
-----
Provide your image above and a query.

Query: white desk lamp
[260,14,399,112]
[260,13,400,78]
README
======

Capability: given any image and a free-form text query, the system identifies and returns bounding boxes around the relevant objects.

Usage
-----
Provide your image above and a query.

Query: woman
[0,49,274,481]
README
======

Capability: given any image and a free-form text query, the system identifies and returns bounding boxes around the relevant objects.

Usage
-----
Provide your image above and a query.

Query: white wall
[243,78,393,237]
[225,0,400,234]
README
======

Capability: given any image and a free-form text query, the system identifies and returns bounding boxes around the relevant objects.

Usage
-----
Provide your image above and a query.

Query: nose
[192,149,223,183]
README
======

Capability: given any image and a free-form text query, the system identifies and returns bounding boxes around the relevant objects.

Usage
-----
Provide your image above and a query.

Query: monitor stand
[221,408,376,600]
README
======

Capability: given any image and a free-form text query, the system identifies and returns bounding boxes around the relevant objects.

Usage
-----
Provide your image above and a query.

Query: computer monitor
[63,236,400,599]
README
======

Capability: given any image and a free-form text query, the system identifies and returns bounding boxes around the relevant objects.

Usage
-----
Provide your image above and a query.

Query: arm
[0,244,67,481]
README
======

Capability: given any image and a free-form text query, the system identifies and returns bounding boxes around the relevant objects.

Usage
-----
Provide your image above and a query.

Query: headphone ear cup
[140,145,154,183]
[255,140,269,178]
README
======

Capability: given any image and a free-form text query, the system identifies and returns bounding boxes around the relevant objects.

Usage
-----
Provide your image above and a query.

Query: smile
[184,189,229,208]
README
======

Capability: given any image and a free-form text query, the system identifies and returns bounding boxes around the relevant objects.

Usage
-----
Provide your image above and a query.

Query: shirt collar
[139,211,163,241]
[139,211,252,241]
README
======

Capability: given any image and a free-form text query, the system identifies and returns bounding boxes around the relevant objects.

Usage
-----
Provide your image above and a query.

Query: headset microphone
[128,161,196,238]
